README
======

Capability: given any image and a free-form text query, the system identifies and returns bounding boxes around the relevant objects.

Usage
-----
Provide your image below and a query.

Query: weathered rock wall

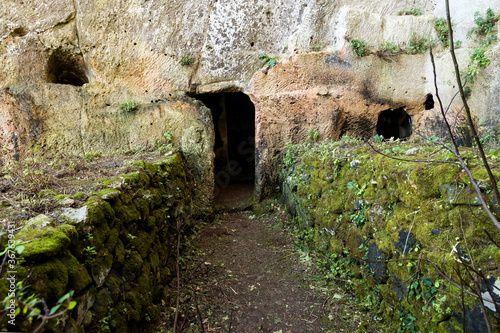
[0,153,192,332]
[1,0,500,199]
[281,139,500,332]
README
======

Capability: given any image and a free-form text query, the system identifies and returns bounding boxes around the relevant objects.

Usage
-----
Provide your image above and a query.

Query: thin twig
[187,250,215,281]
[483,228,500,249]
[172,227,182,333]
[228,309,233,333]
[403,211,419,256]
[366,140,458,165]
[192,290,206,333]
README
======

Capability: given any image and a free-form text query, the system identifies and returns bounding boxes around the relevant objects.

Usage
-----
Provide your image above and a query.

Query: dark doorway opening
[376,108,412,140]
[424,93,435,110]
[194,92,255,206]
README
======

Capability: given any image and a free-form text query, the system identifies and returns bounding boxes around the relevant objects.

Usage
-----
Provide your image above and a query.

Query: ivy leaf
[49,304,61,316]
[68,301,77,310]
[57,292,71,304]
[15,245,25,254]
[422,277,433,286]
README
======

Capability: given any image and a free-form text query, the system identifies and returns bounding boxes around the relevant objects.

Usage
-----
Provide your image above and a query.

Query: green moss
[134,197,150,220]
[115,202,141,223]
[93,288,113,319]
[8,151,194,331]
[145,216,157,229]
[59,224,77,240]
[105,272,123,303]
[123,292,142,322]
[135,160,158,179]
[86,196,115,223]
[408,164,442,198]
[60,251,92,292]
[280,140,500,329]
[73,192,86,200]
[116,301,139,322]
[30,258,69,304]
[59,224,78,251]
[118,189,133,204]
[54,194,72,200]
[127,231,151,258]
[16,227,70,261]
[89,222,110,250]
[149,251,160,271]
[124,251,143,279]
[22,214,55,230]
[120,171,151,188]
[106,228,120,253]
[113,238,125,264]
[38,189,56,198]
[136,262,153,296]
[471,165,500,186]
[98,188,121,201]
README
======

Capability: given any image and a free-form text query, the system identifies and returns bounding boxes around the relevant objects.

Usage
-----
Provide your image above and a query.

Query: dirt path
[159,204,385,333]
[190,211,327,332]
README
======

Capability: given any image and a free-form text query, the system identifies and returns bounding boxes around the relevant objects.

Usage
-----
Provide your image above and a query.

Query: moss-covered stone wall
[281,138,500,332]
[1,153,193,332]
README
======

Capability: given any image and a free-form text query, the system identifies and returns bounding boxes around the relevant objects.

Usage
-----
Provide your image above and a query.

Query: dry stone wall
[281,140,500,332]
[0,153,192,332]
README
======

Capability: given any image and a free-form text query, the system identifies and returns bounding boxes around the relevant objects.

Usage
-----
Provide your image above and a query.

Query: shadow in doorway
[193,92,255,210]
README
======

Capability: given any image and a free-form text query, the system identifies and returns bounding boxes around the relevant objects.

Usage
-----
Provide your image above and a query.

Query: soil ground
[0,148,174,229]
[160,185,387,333]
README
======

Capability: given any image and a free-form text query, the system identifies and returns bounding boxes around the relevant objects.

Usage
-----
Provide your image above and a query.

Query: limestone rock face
[0,0,499,199]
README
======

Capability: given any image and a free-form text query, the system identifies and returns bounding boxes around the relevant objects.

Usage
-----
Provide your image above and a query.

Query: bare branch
[445,0,500,207]
[366,140,459,165]
[430,45,500,231]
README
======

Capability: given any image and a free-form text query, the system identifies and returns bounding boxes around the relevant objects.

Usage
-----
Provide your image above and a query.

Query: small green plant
[467,8,500,37]
[312,43,325,52]
[464,46,491,83]
[351,39,370,57]
[307,129,319,142]
[407,33,433,54]
[85,151,102,162]
[397,8,423,16]
[462,9,499,88]
[84,246,97,256]
[118,100,138,114]
[163,131,172,142]
[180,55,194,66]
[434,18,450,47]
[398,308,417,333]
[152,132,173,154]
[377,41,401,55]
[347,182,368,228]
[83,234,97,264]
[258,53,277,67]
[98,313,111,332]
